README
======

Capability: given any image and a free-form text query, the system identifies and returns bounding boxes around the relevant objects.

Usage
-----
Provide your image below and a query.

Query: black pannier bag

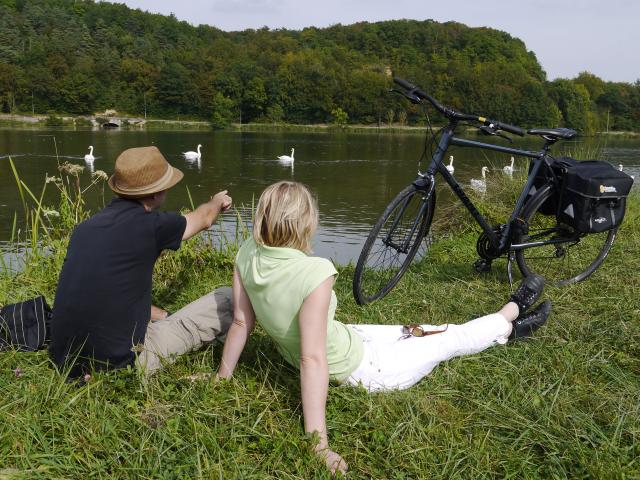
[0,296,52,351]
[557,160,634,233]
[528,157,578,215]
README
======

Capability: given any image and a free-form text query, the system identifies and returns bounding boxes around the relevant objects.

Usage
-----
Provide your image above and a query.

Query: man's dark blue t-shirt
[49,197,187,377]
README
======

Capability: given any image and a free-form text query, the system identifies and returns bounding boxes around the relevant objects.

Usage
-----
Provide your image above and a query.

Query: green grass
[0,171,639,478]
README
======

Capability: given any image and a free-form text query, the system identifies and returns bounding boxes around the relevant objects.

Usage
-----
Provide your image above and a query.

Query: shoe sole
[509,300,552,341]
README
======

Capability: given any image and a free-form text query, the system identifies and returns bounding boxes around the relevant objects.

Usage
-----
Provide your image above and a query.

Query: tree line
[0,0,638,133]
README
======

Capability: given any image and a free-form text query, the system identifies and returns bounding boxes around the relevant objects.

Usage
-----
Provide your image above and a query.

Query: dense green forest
[0,0,638,132]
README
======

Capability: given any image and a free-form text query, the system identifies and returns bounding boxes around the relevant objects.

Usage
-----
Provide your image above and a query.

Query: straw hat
[108,146,183,198]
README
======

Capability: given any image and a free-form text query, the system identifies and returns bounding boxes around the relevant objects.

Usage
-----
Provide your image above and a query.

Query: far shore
[0,113,638,137]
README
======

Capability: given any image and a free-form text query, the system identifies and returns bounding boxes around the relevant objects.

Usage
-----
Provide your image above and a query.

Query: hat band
[114,164,173,193]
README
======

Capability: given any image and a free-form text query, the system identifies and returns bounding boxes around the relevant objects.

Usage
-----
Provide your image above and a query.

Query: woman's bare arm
[217,267,256,379]
[299,276,347,475]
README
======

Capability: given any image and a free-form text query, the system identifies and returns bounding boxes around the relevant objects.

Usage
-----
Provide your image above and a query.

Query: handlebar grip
[394,76,523,135]
[393,77,448,114]
[496,121,526,137]
[393,77,417,91]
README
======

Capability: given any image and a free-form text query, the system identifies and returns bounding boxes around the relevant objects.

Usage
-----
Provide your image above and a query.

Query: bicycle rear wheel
[353,184,435,305]
[515,184,617,285]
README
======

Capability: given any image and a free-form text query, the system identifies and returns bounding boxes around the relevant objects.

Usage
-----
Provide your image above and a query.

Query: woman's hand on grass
[316,448,348,476]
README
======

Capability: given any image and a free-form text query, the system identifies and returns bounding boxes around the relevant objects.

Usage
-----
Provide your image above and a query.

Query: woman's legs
[345,275,547,392]
[498,302,519,324]
[346,308,514,392]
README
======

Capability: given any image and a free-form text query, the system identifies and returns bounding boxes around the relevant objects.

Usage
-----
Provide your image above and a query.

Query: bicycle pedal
[473,258,492,273]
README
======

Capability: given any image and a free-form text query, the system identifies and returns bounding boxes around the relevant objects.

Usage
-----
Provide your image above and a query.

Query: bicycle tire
[515,183,617,285]
[353,183,435,305]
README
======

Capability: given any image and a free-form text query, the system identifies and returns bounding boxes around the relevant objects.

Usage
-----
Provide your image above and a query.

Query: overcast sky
[116,0,639,83]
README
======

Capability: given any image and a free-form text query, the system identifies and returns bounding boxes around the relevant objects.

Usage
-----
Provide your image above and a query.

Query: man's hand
[316,448,348,476]
[211,190,232,213]
[150,305,169,322]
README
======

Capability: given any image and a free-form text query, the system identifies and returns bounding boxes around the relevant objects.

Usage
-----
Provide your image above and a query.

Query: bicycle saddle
[527,128,577,140]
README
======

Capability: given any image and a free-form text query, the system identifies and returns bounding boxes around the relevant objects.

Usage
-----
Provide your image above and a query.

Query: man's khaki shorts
[136,287,233,375]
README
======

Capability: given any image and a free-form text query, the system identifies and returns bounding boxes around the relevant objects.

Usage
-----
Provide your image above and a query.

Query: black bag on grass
[0,296,52,351]
[557,160,634,233]
[527,157,578,215]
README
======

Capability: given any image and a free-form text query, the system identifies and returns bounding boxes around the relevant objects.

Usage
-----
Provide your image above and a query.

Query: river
[1,128,639,265]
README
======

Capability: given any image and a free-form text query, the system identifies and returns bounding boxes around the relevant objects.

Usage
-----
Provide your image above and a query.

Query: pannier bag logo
[564,204,574,218]
[600,185,617,193]
[594,217,607,224]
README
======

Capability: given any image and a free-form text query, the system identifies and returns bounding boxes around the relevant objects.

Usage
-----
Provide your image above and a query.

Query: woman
[217,181,551,475]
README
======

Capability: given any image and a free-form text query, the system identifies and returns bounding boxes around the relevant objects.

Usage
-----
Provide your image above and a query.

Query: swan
[84,146,95,163]
[446,155,455,174]
[278,147,295,165]
[183,144,202,161]
[470,166,489,192]
[503,156,515,174]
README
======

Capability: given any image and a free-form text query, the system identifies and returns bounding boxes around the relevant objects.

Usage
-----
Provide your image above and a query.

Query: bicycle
[352,77,618,305]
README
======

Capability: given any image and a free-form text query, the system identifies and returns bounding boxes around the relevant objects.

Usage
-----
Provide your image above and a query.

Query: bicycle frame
[416,122,556,255]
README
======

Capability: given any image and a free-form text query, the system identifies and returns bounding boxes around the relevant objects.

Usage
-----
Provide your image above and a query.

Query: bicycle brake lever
[496,132,513,143]
[389,89,422,104]
[479,125,512,143]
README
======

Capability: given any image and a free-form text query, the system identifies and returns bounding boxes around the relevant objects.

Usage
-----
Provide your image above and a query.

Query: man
[49,146,233,378]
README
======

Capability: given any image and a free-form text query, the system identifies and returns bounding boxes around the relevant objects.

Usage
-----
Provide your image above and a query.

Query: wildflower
[45,175,60,184]
[59,161,85,176]
[83,374,92,382]
[43,209,60,218]
[14,368,23,378]
[92,170,109,181]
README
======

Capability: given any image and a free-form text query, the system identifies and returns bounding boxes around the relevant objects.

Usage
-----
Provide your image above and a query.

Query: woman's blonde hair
[253,181,318,253]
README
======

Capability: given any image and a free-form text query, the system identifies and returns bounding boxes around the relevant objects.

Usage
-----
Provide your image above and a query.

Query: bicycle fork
[382,176,435,253]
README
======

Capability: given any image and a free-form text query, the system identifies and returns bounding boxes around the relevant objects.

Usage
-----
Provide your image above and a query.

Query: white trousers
[345,313,512,392]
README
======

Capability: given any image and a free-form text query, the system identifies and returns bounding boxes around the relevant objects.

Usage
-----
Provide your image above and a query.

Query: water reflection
[0,243,51,274]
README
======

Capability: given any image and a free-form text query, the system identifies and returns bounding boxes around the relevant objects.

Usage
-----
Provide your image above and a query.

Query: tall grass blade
[19,179,49,247]
[9,157,27,216]
[10,211,17,244]
[185,185,195,210]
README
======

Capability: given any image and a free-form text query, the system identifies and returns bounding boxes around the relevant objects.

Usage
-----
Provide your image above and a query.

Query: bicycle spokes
[353,185,435,304]
[382,194,429,254]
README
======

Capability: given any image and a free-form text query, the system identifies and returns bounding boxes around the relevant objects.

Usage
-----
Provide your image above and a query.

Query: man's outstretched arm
[182,190,232,241]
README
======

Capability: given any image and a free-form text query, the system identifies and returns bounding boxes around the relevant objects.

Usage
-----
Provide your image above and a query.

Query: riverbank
[2,113,638,137]
[0,112,433,133]
[0,113,213,131]
[0,164,638,477]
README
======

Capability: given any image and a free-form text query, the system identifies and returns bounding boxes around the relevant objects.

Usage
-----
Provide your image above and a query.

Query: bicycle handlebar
[393,77,526,137]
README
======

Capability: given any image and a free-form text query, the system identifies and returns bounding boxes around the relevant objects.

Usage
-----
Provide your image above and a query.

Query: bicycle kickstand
[506,251,516,291]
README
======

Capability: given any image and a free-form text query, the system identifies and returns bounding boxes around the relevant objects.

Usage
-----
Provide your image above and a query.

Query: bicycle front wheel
[353,184,435,305]
[515,184,617,285]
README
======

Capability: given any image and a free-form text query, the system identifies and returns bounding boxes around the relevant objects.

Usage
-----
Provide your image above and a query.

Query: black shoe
[509,300,551,341]
[509,274,545,314]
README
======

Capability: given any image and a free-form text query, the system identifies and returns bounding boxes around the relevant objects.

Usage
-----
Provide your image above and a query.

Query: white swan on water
[471,166,489,192]
[84,146,95,163]
[278,147,295,165]
[446,155,455,174]
[183,144,202,161]
[503,156,515,175]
